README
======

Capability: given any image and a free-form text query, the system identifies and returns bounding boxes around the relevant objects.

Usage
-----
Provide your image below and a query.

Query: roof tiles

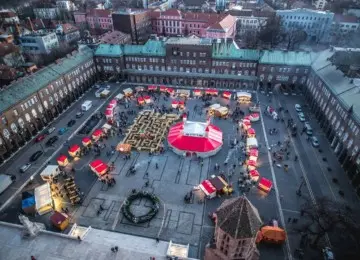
[259,50,313,66]
[95,44,123,57]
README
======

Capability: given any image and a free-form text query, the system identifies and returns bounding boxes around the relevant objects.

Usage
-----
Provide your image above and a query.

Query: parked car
[58,127,69,135]
[20,163,32,173]
[295,104,302,112]
[67,119,76,127]
[311,136,319,147]
[298,112,306,122]
[35,134,46,142]
[304,122,313,135]
[29,151,43,162]
[46,136,58,146]
[76,111,84,118]
[46,127,56,134]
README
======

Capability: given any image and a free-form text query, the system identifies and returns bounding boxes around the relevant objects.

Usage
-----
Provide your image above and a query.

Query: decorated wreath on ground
[122,191,160,224]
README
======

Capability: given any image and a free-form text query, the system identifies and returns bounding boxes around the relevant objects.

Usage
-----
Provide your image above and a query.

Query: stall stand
[35,183,53,215]
[193,89,202,97]
[123,88,133,96]
[144,96,151,104]
[82,137,92,147]
[208,104,221,116]
[247,160,257,171]
[249,103,260,112]
[250,113,260,122]
[171,100,179,109]
[178,101,185,109]
[160,86,167,92]
[248,148,259,157]
[167,87,175,95]
[237,92,252,104]
[249,170,260,182]
[247,128,256,138]
[135,86,145,92]
[109,99,117,106]
[115,93,124,101]
[258,177,273,193]
[209,176,232,195]
[205,89,218,96]
[102,123,112,134]
[105,109,114,122]
[215,107,229,118]
[137,96,145,105]
[68,144,81,157]
[92,129,103,141]
[176,89,191,97]
[22,196,36,215]
[116,143,132,154]
[148,85,157,91]
[223,91,232,99]
[57,155,69,167]
[50,211,69,231]
[100,89,110,98]
[246,137,258,150]
[89,159,109,177]
[242,120,251,131]
[266,106,278,120]
[40,165,61,182]
[249,154,258,163]
[199,180,217,199]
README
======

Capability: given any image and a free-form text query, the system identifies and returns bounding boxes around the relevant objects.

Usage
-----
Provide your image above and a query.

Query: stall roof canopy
[34,183,52,211]
[40,165,59,177]
[259,50,314,66]
[215,196,262,239]
[95,44,123,57]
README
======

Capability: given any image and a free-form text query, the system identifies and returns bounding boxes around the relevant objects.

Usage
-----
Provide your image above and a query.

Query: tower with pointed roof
[205,196,262,260]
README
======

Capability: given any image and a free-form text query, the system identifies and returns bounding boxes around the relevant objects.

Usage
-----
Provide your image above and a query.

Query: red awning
[160,86,167,92]
[167,87,174,93]
[205,89,218,95]
[251,113,259,118]
[144,95,151,101]
[223,91,231,97]
[137,97,144,103]
[148,85,157,90]
[193,89,201,93]
[105,109,113,116]
[178,101,185,105]
[172,100,179,105]
[200,180,216,195]
[247,128,256,135]
[109,99,117,105]
[167,122,223,153]
[249,170,260,178]
[258,177,273,192]
[248,160,256,167]
[249,149,258,157]
[69,144,80,153]
[57,155,67,163]
[92,129,103,137]
[89,159,108,175]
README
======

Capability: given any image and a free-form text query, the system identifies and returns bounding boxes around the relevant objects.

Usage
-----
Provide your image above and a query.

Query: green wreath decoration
[122,191,160,224]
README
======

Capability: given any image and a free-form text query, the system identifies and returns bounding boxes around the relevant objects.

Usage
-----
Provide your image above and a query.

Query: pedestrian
[287,217,292,223]
[114,246,118,252]
[292,218,298,224]
[100,205,104,211]
[155,163,158,169]
[111,247,115,252]
[156,237,159,243]
[31,256,37,260]
[77,236,81,242]
[294,155,298,161]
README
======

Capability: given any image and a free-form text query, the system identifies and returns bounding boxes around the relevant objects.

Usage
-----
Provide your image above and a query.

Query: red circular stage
[167,116,223,158]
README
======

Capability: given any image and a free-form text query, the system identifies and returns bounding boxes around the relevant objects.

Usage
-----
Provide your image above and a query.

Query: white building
[19,32,59,55]
[56,1,77,11]
[56,23,80,43]
[276,8,334,43]
[0,10,19,24]
[313,0,328,10]
[33,7,59,19]
[331,14,359,40]
[229,9,273,36]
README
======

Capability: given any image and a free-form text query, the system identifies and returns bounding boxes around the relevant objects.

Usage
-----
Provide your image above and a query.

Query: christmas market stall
[123,87,133,97]
[57,155,69,167]
[176,89,190,97]
[171,100,179,109]
[178,101,185,109]
[249,113,260,122]
[68,144,81,158]
[237,92,252,104]
[50,211,69,231]
[248,148,259,162]
[116,143,132,154]
[241,119,251,131]
[249,103,260,112]
[135,86,145,92]
[209,175,233,195]
[82,137,92,147]
[167,87,175,95]
[89,159,109,178]
[92,129,104,141]
[247,160,257,171]
[137,96,145,105]
[40,165,61,182]
[22,194,36,215]
[258,177,273,193]
[205,89,218,96]
[100,89,110,98]
[160,85,167,92]
[249,170,260,182]
[247,128,256,138]
[148,85,157,91]
[115,93,124,101]
[144,95,151,104]
[199,180,217,199]
[256,226,287,244]
[102,123,112,134]
[246,137,258,150]
[222,91,232,99]
[193,89,202,97]
[35,183,53,215]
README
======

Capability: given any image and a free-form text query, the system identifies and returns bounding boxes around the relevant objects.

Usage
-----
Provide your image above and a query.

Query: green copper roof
[0,45,93,113]
[123,40,165,56]
[259,50,313,66]
[212,42,260,61]
[95,44,123,57]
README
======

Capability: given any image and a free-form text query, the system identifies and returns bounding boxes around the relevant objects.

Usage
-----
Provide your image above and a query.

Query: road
[0,82,125,209]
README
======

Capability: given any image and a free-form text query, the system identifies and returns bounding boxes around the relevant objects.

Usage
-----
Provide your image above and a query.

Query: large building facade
[0,45,97,162]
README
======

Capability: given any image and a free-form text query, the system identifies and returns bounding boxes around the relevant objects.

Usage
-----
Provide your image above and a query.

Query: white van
[81,100,92,111]
[95,88,104,98]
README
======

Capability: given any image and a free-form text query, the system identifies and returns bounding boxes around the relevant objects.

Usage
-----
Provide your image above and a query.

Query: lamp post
[296,176,306,196]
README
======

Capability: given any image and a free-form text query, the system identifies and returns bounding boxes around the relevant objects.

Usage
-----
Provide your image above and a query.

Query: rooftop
[259,50,314,66]
[215,196,263,239]
[100,30,130,45]
[0,222,172,260]
[113,8,148,15]
[95,43,123,57]
[334,14,359,24]
[123,39,166,56]
[311,48,360,121]
[166,37,213,46]
[87,8,112,18]
[0,42,19,56]
[277,8,333,15]
[57,23,79,34]
[0,45,93,113]
[212,40,260,60]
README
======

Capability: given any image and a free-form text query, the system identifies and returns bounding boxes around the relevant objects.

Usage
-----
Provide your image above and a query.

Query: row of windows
[280,14,330,22]
[262,66,308,74]
[213,61,256,68]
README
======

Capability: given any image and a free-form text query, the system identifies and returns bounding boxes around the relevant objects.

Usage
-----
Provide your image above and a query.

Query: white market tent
[40,165,60,182]
[246,137,258,149]
[123,88,133,95]
[0,174,13,194]
[209,104,221,110]
[237,92,252,99]
[176,89,191,96]
[100,89,110,97]
[115,93,124,100]
[35,183,53,215]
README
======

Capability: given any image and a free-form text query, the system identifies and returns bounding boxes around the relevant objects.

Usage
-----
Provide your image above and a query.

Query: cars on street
[46,136,59,146]
[20,163,32,173]
[29,151,43,162]
[35,134,46,142]
[304,122,313,135]
[46,127,56,134]
[76,111,84,118]
[298,112,306,122]
[311,136,320,147]
[295,104,302,112]
[58,127,69,135]
[67,119,76,127]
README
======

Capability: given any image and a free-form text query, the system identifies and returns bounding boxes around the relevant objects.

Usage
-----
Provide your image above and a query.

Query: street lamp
[296,176,306,196]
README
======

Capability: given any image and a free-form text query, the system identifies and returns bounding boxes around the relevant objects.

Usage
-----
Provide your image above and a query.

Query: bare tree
[244,31,259,48]
[295,196,360,258]
[258,14,283,48]
[286,28,307,50]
